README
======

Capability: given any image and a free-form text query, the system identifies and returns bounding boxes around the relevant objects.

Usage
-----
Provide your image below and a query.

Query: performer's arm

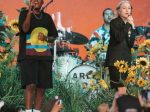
[47,15,58,43]
[127,16,137,48]
[22,5,33,33]
[38,15,58,43]
[22,13,32,33]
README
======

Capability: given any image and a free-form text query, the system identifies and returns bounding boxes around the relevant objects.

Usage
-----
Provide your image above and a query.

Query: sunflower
[114,60,126,68]
[128,65,136,77]
[138,39,150,52]
[8,19,19,34]
[136,57,149,69]
[89,43,102,54]
[128,65,137,71]
[100,45,108,52]
[114,60,128,73]
[89,85,97,91]
[131,48,135,54]
[141,68,150,78]
[89,79,95,86]
[0,53,8,62]
[137,78,146,87]
[128,71,136,77]
[92,71,101,80]
[125,76,136,84]
[144,39,150,48]
[98,79,108,89]
[87,52,96,60]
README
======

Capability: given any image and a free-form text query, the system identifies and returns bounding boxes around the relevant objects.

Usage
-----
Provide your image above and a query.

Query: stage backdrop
[0,0,150,58]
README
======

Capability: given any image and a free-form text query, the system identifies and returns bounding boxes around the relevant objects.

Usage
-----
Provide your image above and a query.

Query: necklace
[33,11,43,20]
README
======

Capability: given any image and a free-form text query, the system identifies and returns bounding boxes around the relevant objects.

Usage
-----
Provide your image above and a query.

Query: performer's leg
[109,66,120,89]
[33,60,53,111]
[34,88,45,110]
[109,66,126,89]
[25,84,36,109]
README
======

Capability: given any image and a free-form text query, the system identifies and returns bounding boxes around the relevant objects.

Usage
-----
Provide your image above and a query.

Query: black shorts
[18,60,53,89]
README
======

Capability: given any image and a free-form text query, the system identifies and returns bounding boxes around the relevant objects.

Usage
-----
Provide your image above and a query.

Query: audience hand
[50,100,63,112]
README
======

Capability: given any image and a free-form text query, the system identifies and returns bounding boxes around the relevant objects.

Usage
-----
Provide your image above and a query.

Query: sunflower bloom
[128,71,136,77]
[125,76,136,84]
[0,53,8,62]
[137,78,146,87]
[90,43,99,53]
[138,39,150,52]
[131,48,135,54]
[98,79,108,89]
[128,65,136,72]
[144,39,150,48]
[141,68,150,78]
[143,68,150,75]
[8,19,19,34]
[100,45,108,51]
[90,85,97,91]
[114,60,128,73]
[89,79,95,86]
[87,52,96,60]
[114,60,120,68]
[136,57,149,69]
[128,65,136,77]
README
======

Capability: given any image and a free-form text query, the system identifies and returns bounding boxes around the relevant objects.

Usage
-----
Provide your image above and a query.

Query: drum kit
[52,27,150,88]
[52,31,108,87]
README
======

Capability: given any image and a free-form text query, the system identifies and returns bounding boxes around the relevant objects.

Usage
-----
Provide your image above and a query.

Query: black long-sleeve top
[105,17,137,66]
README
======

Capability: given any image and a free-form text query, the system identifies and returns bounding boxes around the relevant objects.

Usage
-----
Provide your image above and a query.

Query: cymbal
[65,31,89,45]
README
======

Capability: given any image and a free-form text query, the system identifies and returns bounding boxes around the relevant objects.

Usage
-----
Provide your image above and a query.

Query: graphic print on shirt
[26,27,51,56]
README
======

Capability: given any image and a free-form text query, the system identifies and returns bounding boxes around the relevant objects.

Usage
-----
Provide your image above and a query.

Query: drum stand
[97,52,110,84]
[53,39,58,63]
[53,39,59,74]
[53,38,71,79]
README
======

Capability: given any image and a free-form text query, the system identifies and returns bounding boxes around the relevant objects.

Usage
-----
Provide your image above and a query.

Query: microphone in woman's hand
[128,15,135,29]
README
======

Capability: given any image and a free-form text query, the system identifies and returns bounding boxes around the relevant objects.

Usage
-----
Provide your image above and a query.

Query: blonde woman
[105,0,137,90]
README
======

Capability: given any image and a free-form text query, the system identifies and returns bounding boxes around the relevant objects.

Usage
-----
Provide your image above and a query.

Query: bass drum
[53,54,82,80]
[67,65,97,86]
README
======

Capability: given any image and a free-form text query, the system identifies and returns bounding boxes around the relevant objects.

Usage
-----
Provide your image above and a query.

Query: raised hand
[38,32,47,41]
[127,16,135,29]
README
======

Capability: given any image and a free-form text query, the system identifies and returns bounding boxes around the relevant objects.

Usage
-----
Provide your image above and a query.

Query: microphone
[41,0,53,11]
[131,22,135,29]
[128,15,135,29]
